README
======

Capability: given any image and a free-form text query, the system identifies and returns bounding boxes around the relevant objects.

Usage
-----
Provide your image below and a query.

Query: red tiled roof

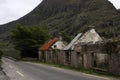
[40,37,58,51]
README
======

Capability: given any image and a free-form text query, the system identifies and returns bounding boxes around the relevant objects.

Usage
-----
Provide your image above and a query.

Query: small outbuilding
[39,37,66,62]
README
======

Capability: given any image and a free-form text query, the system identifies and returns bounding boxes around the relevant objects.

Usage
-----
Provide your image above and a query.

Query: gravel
[0,68,10,80]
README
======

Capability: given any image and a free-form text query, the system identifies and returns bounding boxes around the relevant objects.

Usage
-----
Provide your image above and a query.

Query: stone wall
[109,52,120,75]
[39,41,120,75]
[39,50,66,65]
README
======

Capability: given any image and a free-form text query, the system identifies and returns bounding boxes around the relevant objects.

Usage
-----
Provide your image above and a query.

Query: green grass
[21,59,120,79]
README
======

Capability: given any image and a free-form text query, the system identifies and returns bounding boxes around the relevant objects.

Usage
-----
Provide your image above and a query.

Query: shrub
[10,24,49,58]
[0,50,3,59]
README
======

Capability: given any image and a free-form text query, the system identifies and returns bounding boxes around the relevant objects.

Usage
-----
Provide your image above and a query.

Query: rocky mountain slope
[0,0,120,40]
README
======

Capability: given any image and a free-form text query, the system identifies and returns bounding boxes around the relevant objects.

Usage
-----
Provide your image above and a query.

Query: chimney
[59,36,63,41]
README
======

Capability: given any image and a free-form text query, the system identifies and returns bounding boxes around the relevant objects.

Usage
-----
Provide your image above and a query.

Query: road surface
[2,57,111,80]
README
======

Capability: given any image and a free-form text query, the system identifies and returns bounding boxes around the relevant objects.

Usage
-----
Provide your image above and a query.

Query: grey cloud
[0,0,42,24]
[0,0,6,4]
[109,0,120,9]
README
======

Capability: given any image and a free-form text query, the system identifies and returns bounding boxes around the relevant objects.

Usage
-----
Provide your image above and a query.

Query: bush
[10,24,49,58]
[3,47,21,60]
[0,50,3,66]
[0,50,3,59]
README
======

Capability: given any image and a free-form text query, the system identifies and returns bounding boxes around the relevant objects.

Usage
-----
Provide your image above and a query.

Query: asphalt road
[2,57,111,80]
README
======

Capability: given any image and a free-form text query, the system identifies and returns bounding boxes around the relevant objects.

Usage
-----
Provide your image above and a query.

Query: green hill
[0,0,120,40]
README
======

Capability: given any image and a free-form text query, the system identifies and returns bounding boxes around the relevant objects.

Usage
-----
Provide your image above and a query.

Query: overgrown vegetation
[59,31,72,43]
[10,24,49,58]
[0,41,5,66]
[0,50,3,59]
[0,50,3,66]
[2,44,21,60]
[0,0,120,41]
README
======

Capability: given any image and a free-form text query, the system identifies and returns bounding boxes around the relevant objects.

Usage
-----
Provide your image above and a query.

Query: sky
[0,0,42,25]
[0,0,120,25]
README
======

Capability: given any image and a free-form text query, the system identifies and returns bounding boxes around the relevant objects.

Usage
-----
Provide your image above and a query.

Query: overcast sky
[0,0,120,25]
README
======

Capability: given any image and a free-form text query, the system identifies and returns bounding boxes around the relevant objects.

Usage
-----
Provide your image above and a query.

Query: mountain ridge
[0,0,120,40]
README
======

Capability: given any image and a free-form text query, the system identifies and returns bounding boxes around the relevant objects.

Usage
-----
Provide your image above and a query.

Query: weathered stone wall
[109,52,120,75]
[106,41,120,75]
[39,50,66,65]
[70,51,78,68]
[39,41,120,75]
[58,50,66,65]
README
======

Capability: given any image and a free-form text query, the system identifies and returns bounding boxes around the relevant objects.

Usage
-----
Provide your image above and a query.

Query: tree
[0,41,6,64]
[59,31,72,43]
[0,50,3,59]
[10,25,49,58]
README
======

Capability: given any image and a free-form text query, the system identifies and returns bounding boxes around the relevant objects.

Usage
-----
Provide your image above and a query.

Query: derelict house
[63,28,105,68]
[64,28,103,51]
[39,37,66,63]
[38,28,120,75]
[73,28,103,52]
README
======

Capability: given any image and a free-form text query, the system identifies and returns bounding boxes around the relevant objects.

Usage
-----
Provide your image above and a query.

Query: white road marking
[16,71,24,77]
[9,65,13,69]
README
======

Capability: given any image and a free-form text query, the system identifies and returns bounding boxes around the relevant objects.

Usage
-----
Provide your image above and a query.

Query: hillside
[0,0,120,40]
